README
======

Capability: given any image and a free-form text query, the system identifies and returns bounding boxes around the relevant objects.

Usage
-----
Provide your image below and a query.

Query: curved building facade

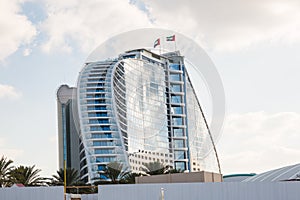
[58,48,220,183]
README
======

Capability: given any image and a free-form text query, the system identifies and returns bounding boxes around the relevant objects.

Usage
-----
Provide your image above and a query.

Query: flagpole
[161,37,164,54]
[174,35,177,51]
[160,40,162,55]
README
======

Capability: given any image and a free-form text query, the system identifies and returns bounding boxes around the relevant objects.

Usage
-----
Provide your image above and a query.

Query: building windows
[86,94,106,98]
[88,112,108,117]
[98,165,106,171]
[171,95,182,103]
[172,106,183,114]
[87,106,106,111]
[69,49,217,182]
[169,74,181,82]
[174,140,184,148]
[91,133,112,139]
[90,126,111,131]
[173,128,184,137]
[89,119,109,124]
[87,100,106,104]
[175,162,185,170]
[169,64,180,71]
[96,156,115,162]
[172,117,183,126]
[171,84,181,92]
[86,83,105,87]
[86,88,105,92]
[94,149,114,154]
[174,150,185,159]
[93,141,113,146]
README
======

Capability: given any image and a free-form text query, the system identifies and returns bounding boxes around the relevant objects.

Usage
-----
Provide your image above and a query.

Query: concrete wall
[135,171,222,183]
[0,186,64,200]
[99,182,300,200]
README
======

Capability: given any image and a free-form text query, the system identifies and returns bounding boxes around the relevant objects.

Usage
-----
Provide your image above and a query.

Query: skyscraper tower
[57,48,220,183]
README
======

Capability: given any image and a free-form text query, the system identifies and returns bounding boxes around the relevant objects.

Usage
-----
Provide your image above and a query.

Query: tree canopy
[52,168,83,186]
[9,165,44,186]
[0,156,13,187]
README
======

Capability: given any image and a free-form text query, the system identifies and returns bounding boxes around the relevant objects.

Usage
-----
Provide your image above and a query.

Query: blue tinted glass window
[93,141,113,146]
[170,74,181,81]
[174,139,184,148]
[175,162,185,170]
[98,165,106,171]
[87,83,105,87]
[89,119,109,124]
[174,151,185,159]
[96,156,115,162]
[95,106,106,110]
[169,64,180,70]
[171,84,181,92]
[171,95,182,103]
[88,112,108,117]
[91,133,112,139]
[87,100,106,104]
[100,174,108,179]
[173,117,183,125]
[86,94,94,98]
[90,126,111,131]
[87,106,106,111]
[173,128,184,137]
[86,93,106,98]
[86,88,105,92]
[172,106,183,114]
[95,149,114,154]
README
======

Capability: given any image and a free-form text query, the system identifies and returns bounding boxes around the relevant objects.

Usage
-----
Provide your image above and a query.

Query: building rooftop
[243,163,300,182]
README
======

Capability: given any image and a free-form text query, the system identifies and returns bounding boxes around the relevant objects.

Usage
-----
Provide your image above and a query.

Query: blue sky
[1,0,300,177]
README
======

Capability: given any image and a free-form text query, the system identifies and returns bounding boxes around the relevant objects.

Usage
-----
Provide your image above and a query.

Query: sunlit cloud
[0,84,22,99]
[41,0,152,54]
[132,0,300,51]
[0,0,37,61]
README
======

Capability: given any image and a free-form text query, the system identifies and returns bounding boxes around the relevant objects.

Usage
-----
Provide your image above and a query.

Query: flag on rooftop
[154,38,160,48]
[166,35,175,41]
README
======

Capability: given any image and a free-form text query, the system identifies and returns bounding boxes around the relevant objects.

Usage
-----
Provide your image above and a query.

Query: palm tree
[95,162,130,184]
[120,172,141,184]
[52,168,83,186]
[9,165,44,186]
[140,161,169,175]
[0,156,13,187]
[167,168,184,174]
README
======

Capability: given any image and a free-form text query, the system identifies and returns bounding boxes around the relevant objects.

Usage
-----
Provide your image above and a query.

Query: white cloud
[41,0,152,54]
[0,0,37,61]
[137,0,300,51]
[23,48,32,56]
[39,0,300,53]
[0,84,22,99]
[219,111,300,174]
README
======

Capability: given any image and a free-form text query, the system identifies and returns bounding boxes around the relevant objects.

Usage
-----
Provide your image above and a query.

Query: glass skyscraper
[57,48,220,183]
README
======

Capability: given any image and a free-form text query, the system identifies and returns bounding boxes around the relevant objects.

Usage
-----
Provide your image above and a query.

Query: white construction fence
[1,182,300,200]
[98,182,300,200]
[0,186,63,200]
